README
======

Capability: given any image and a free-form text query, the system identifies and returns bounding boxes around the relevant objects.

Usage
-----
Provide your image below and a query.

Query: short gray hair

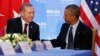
[20,3,33,11]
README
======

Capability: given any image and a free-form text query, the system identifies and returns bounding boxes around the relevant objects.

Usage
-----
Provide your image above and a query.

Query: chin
[29,20,32,22]
[65,21,70,24]
[28,19,33,22]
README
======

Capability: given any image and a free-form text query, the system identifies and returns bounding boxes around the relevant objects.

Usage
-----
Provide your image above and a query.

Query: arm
[35,25,40,40]
[82,28,92,50]
[50,23,68,48]
[30,22,40,41]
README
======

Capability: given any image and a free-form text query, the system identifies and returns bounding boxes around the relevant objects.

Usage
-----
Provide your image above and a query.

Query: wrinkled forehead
[24,6,34,11]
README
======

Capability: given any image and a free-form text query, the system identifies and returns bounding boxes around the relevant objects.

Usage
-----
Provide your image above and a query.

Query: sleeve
[35,25,40,40]
[82,27,92,50]
[50,23,66,47]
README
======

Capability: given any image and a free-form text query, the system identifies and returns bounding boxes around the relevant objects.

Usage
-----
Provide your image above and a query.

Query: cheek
[25,14,31,19]
[27,16,33,21]
[24,15,30,20]
[64,17,68,22]
[64,15,67,19]
[64,16,68,20]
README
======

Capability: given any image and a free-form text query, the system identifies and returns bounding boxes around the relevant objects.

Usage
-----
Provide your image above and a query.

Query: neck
[70,19,78,26]
[23,19,29,23]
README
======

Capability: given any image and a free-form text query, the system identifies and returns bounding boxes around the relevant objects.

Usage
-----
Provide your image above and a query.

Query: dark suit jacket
[6,17,40,41]
[51,21,92,50]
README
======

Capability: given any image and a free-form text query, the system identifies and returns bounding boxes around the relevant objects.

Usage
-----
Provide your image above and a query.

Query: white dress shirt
[21,18,29,37]
[66,20,80,48]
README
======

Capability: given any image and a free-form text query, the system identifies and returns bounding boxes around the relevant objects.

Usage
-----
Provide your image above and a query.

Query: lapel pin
[31,26,33,28]
[77,32,80,35]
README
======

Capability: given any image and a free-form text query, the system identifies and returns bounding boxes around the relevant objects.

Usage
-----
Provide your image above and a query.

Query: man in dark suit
[6,3,40,41]
[50,4,92,50]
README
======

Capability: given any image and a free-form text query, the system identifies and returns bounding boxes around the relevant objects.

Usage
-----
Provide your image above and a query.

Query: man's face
[21,6,34,23]
[63,9,74,24]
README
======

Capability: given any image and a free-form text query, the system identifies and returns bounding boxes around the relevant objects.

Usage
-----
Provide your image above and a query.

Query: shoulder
[62,23,70,28]
[30,21,39,27]
[79,21,92,32]
[8,17,21,23]
[60,23,70,31]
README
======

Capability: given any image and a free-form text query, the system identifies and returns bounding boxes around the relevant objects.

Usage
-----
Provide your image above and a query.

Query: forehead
[24,6,34,11]
[64,9,71,14]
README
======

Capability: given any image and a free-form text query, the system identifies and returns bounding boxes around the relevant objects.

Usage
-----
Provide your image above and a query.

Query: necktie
[23,23,28,34]
[68,26,74,49]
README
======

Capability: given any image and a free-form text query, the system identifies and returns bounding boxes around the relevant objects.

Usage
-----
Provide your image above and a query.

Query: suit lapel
[74,21,82,40]
[16,17,23,33]
[63,23,70,43]
[29,22,34,36]
[74,21,82,49]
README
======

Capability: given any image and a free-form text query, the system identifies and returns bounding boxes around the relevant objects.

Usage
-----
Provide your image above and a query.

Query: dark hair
[65,4,80,19]
[20,3,33,11]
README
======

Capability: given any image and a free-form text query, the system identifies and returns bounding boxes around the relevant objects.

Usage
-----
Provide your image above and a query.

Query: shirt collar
[70,20,80,29]
[21,18,29,25]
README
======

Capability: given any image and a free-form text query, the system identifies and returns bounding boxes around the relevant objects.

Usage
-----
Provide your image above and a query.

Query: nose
[30,13,34,18]
[31,13,34,17]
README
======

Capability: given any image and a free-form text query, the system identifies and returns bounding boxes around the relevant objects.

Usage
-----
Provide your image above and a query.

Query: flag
[0,0,29,37]
[80,0,100,56]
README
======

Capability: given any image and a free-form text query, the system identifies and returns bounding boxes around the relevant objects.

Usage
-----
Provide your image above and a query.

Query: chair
[91,29,97,56]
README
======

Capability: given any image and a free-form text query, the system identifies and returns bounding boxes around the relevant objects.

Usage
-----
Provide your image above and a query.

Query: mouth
[65,20,70,24]
[65,19,68,22]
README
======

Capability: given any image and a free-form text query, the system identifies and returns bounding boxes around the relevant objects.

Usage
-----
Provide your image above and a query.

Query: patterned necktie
[68,26,74,49]
[23,23,28,34]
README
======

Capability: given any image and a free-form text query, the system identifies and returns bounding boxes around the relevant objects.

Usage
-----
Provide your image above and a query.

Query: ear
[20,11,23,16]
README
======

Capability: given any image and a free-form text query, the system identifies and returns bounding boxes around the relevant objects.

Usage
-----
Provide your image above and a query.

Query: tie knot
[70,26,73,30]
[23,23,28,34]
[25,23,28,26]
[25,23,28,27]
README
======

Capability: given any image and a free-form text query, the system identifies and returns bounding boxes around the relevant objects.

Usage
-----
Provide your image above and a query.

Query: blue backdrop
[30,0,81,39]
